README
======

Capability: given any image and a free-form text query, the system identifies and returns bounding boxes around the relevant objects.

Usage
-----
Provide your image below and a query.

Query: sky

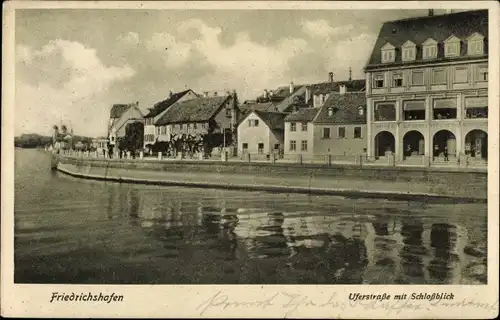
[15,8,448,137]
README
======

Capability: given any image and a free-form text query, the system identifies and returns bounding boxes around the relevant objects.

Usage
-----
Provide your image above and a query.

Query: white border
[2,1,499,318]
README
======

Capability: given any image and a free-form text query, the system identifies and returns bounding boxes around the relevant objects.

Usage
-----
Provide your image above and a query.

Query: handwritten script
[195,290,498,317]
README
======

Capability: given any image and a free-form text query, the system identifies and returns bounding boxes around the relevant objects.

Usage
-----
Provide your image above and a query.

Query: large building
[365,9,488,166]
[143,89,198,149]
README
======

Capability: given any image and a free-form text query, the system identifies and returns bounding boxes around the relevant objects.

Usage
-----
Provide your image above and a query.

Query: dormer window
[328,107,333,117]
[401,40,416,62]
[358,106,364,116]
[422,38,438,59]
[381,42,395,63]
[444,35,461,57]
[467,33,485,56]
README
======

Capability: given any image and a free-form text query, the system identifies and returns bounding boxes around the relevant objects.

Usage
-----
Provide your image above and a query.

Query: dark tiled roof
[155,96,229,125]
[284,108,320,122]
[308,79,366,95]
[239,102,277,114]
[313,92,367,125]
[366,10,488,69]
[256,85,304,101]
[252,110,287,130]
[110,104,132,119]
[144,90,194,118]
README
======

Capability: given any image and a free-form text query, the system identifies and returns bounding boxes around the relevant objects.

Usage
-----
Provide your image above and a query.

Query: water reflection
[14,150,488,284]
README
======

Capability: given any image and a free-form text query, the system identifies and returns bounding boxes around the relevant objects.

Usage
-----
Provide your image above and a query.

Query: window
[468,40,484,55]
[402,47,415,61]
[226,108,232,117]
[328,108,334,117]
[111,137,115,142]
[290,122,296,132]
[358,106,364,116]
[402,41,416,62]
[242,143,248,150]
[179,124,184,130]
[478,65,488,81]
[465,97,488,119]
[301,140,308,152]
[403,100,426,120]
[202,123,207,129]
[374,74,384,88]
[374,103,396,121]
[432,69,447,85]
[323,127,331,139]
[257,143,264,154]
[444,36,461,57]
[338,127,346,139]
[248,119,259,127]
[422,39,438,59]
[157,127,161,135]
[301,122,308,131]
[454,67,468,83]
[381,50,395,63]
[193,123,197,129]
[433,98,457,119]
[411,70,425,86]
[274,144,280,150]
[392,72,403,87]
[289,140,296,151]
[354,127,362,139]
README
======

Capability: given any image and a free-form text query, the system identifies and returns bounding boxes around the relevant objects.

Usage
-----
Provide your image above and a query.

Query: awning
[433,99,456,109]
[465,97,488,108]
[375,103,395,111]
[403,101,425,111]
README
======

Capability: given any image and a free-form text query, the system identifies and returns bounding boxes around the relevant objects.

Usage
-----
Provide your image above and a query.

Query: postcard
[2,1,499,318]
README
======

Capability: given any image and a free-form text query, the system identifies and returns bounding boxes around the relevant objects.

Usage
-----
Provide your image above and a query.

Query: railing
[60,148,487,169]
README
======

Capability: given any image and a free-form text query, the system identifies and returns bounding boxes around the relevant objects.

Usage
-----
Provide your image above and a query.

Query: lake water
[14,149,488,284]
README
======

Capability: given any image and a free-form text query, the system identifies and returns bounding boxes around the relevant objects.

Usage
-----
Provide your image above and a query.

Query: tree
[124,122,144,158]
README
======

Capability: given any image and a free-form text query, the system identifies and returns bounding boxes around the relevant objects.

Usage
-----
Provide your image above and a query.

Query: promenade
[57,159,487,202]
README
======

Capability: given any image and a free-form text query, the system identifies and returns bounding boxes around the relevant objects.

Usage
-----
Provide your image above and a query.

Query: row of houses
[106,9,488,164]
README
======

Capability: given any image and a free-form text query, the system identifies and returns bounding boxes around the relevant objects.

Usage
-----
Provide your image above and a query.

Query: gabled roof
[313,92,367,125]
[381,42,395,50]
[444,34,461,43]
[422,38,438,45]
[155,96,230,125]
[110,104,134,119]
[402,40,416,47]
[467,32,485,40]
[284,108,320,122]
[365,9,488,69]
[144,90,194,118]
[252,110,287,130]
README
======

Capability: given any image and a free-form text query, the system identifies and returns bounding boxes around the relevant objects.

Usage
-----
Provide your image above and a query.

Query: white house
[108,102,144,147]
[237,110,287,159]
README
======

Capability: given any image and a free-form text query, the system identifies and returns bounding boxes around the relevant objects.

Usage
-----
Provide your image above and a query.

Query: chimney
[203,91,209,98]
[264,89,268,99]
[289,81,294,94]
[269,90,273,97]
[329,72,334,83]
[340,85,347,95]
[348,67,352,81]
[305,86,311,103]
[214,91,218,97]
[428,9,434,16]
[169,90,173,97]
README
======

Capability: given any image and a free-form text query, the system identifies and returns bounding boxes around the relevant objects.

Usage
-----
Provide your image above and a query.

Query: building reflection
[427,223,458,284]
[399,218,427,284]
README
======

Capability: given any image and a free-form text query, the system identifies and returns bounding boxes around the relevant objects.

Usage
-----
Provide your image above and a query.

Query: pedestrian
[444,146,449,162]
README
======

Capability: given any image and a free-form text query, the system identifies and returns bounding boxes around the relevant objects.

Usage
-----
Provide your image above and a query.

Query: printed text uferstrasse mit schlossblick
[50,292,124,303]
